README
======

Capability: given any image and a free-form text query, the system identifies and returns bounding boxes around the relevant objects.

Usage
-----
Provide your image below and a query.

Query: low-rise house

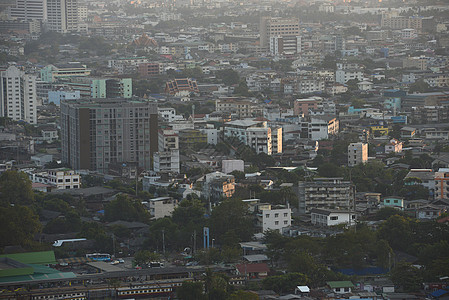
[310,209,356,227]
[202,172,235,201]
[31,153,53,167]
[144,197,178,219]
[385,139,403,154]
[326,281,354,294]
[235,262,270,279]
[400,126,416,138]
[414,204,446,219]
[257,204,292,233]
[382,197,404,210]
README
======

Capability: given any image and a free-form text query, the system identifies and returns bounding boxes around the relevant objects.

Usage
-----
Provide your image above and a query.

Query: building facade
[46,0,78,33]
[259,205,292,232]
[0,65,37,124]
[61,98,158,172]
[347,142,368,167]
[153,129,180,174]
[297,178,355,213]
[8,0,47,22]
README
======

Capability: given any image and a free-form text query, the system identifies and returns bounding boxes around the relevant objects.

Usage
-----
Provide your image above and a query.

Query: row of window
[119,288,171,295]
[265,213,289,218]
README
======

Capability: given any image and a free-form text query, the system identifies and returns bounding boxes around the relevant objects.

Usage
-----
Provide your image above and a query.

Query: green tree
[0,205,41,249]
[374,207,407,220]
[104,194,150,222]
[390,262,423,292]
[0,170,34,206]
[177,281,205,300]
[234,80,250,96]
[210,198,254,246]
[133,250,161,266]
[215,69,240,86]
[229,170,245,181]
[78,222,112,253]
[408,79,431,93]
[262,273,310,294]
[43,211,82,234]
[377,215,414,251]
[228,290,258,300]
[317,163,344,178]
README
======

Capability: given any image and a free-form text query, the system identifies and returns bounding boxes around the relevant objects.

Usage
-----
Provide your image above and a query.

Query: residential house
[400,127,416,138]
[235,263,269,279]
[257,204,292,233]
[385,139,403,154]
[383,197,404,210]
[327,281,355,294]
[202,172,235,201]
[311,209,357,227]
[144,197,178,219]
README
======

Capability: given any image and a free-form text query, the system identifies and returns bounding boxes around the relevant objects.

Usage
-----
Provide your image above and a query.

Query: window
[284,220,288,225]
[265,214,270,218]
[275,221,279,225]
[284,213,288,217]
[65,179,70,182]
[330,216,338,220]
[274,213,279,218]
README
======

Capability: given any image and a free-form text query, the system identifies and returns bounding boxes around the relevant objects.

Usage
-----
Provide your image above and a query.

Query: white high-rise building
[8,0,47,22]
[46,0,78,33]
[0,66,37,124]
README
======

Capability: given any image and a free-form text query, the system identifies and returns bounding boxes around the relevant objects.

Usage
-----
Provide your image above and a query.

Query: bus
[86,253,111,261]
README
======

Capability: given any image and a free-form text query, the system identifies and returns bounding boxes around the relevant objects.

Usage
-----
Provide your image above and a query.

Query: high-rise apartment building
[347,142,368,167]
[8,0,47,22]
[260,16,300,49]
[46,0,78,33]
[0,66,37,124]
[61,98,158,172]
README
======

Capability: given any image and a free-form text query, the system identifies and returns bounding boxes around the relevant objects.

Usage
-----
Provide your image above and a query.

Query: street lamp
[212,238,215,248]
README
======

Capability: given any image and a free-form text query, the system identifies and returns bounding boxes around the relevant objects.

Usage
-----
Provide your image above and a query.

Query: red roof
[253,117,270,122]
[437,216,449,223]
[236,263,269,274]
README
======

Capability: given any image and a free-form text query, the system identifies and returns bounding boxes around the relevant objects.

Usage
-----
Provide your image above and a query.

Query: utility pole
[193,230,197,254]
[162,229,166,256]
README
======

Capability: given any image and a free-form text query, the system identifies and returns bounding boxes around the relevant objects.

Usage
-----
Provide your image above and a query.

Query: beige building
[348,142,368,167]
[215,98,253,118]
[47,169,80,189]
[145,197,178,219]
[260,16,300,49]
[271,127,283,154]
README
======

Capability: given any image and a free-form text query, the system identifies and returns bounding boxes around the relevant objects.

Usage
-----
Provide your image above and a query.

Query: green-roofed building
[327,281,354,294]
[0,251,57,265]
[0,251,76,286]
